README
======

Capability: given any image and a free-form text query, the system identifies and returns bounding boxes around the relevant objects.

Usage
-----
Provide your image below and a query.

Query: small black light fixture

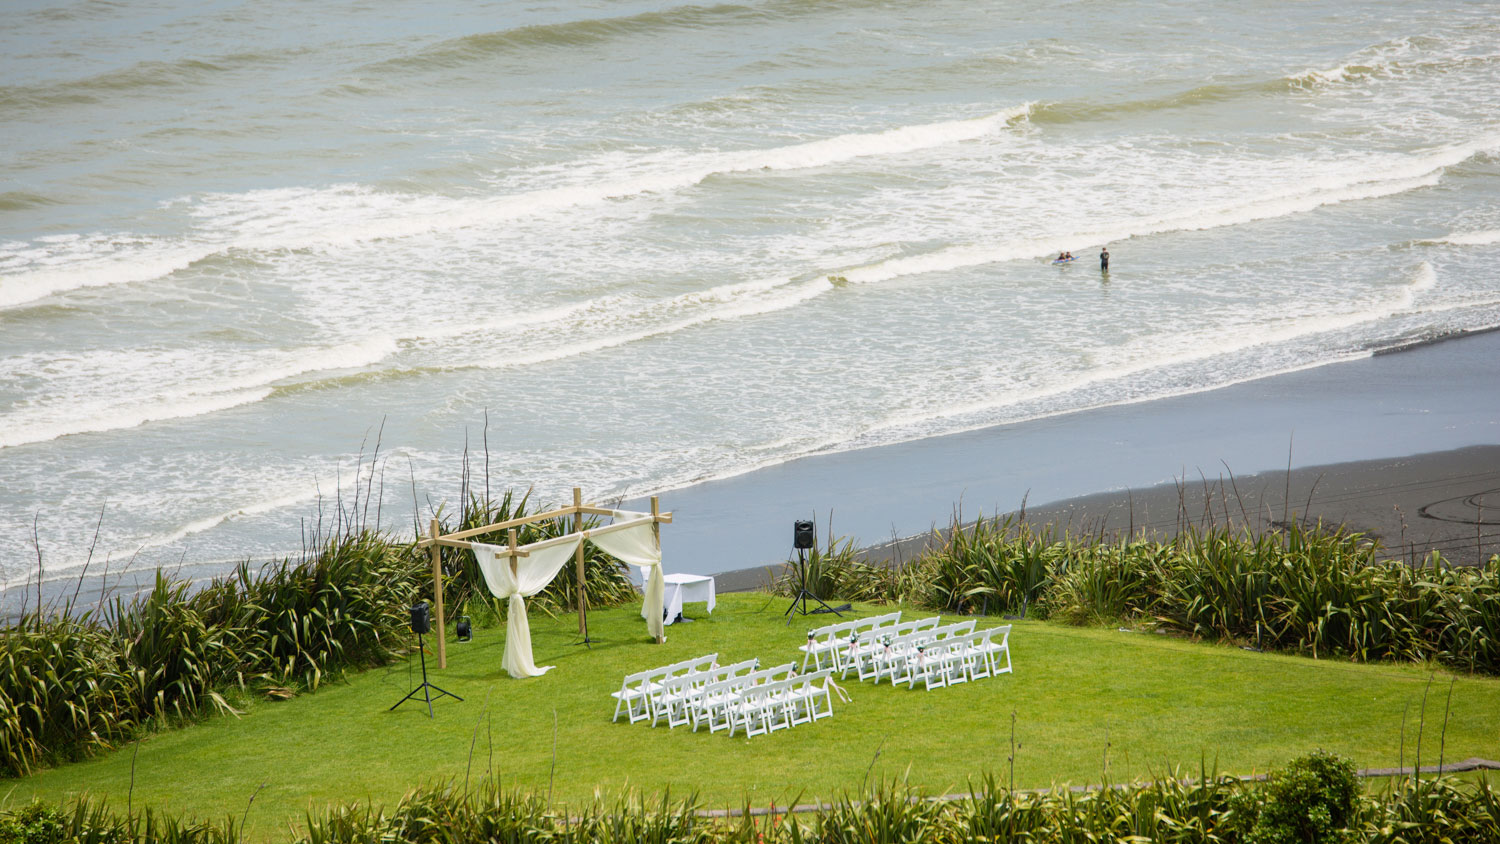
[455,616,473,643]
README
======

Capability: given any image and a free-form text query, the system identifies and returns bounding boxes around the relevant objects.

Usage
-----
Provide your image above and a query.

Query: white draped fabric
[593,511,666,643]
[472,537,582,678]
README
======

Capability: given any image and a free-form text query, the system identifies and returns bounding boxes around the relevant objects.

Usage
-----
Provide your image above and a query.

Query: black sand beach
[650,329,1500,591]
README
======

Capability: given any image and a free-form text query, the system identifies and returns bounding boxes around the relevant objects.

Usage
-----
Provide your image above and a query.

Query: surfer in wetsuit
[1100,246,1109,271]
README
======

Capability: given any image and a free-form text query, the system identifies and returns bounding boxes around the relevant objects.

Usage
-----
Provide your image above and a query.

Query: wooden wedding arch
[414,489,672,668]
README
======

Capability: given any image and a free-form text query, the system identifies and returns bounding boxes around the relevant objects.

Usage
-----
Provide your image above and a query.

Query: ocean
[3,0,1499,594]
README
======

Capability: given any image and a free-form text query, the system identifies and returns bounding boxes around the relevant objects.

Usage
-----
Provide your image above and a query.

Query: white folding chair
[704,675,754,734]
[977,624,1012,677]
[730,684,771,738]
[942,637,970,686]
[764,676,797,733]
[957,631,989,681]
[685,658,758,730]
[853,631,889,682]
[789,668,834,725]
[800,620,852,671]
[611,668,655,723]
[644,653,719,727]
[913,643,950,691]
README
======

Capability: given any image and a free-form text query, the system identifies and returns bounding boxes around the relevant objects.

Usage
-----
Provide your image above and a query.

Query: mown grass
[8,594,1497,842]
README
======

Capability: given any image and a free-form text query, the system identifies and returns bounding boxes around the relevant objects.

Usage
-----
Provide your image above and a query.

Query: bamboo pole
[430,518,447,669]
[415,504,580,546]
[423,512,671,553]
[508,529,519,581]
[574,487,587,636]
[651,496,664,644]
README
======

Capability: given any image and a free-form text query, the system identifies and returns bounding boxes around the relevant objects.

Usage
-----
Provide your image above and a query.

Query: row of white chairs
[655,657,765,729]
[611,654,839,737]
[854,624,1012,690]
[610,652,718,724]
[799,611,902,671]
[844,618,973,681]
[694,664,836,738]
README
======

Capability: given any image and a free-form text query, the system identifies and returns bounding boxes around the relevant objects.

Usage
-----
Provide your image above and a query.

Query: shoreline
[7,329,1499,614]
[712,442,1500,593]
[644,327,1500,590]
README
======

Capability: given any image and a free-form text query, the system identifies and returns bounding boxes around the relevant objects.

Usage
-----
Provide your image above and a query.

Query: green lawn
[8,594,1498,841]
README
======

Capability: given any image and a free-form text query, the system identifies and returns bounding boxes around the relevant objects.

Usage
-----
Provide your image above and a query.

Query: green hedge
[782,517,1500,674]
[3,752,1497,843]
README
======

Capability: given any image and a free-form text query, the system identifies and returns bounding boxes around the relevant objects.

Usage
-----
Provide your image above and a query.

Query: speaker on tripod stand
[389,602,463,717]
[784,518,845,623]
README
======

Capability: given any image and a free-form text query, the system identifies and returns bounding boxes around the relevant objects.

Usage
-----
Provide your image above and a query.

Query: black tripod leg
[389,686,427,711]
[426,683,463,701]
[807,592,842,615]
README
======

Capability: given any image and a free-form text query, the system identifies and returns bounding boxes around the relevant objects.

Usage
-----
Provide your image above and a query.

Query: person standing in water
[1100,246,1110,271]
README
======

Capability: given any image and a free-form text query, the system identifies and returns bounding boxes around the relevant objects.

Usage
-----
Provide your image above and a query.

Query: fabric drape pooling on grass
[594,511,665,644]
[473,537,582,678]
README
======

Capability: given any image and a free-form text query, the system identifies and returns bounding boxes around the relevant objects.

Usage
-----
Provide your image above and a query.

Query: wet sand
[655,329,1500,591]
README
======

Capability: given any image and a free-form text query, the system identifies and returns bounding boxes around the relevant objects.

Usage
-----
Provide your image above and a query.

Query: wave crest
[0,106,1030,310]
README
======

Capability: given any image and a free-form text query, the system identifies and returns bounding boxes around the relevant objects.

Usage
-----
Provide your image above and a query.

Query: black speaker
[793,519,815,550]
[410,602,431,635]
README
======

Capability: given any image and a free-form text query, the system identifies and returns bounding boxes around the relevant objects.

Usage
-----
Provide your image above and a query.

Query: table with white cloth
[643,573,717,626]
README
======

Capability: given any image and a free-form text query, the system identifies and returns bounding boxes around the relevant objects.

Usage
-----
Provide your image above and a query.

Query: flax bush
[798,513,1500,675]
[6,752,1496,843]
[0,490,639,777]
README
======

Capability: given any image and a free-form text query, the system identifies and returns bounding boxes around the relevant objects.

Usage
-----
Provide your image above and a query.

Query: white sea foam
[1288,64,1366,86]
[0,388,273,451]
[0,237,221,310]
[1285,33,1422,88]
[840,139,1491,286]
[472,275,830,369]
[124,486,324,558]
[0,337,396,450]
[0,106,1032,311]
[1421,229,1500,246]
[1407,261,1437,295]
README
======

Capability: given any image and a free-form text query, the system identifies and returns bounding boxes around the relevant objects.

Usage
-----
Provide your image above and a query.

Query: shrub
[1243,750,1360,844]
[0,802,67,844]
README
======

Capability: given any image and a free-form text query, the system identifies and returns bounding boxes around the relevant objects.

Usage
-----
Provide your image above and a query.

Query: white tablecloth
[644,573,716,626]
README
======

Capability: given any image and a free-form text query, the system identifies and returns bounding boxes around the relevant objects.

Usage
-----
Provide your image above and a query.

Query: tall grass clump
[929,516,1064,617]
[0,614,130,777]
[0,527,417,777]
[2,481,643,777]
[6,751,1496,843]
[796,511,1500,674]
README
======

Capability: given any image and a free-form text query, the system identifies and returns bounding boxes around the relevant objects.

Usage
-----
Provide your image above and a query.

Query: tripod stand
[389,629,463,717]
[783,547,843,625]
